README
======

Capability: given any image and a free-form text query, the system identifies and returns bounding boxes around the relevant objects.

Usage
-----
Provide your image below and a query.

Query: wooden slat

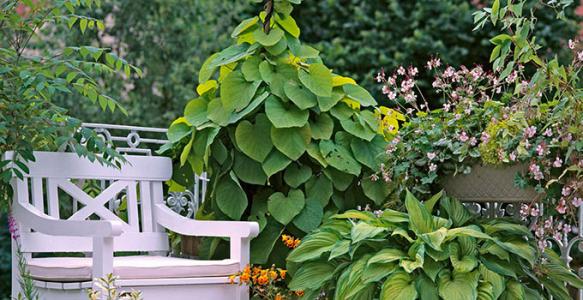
[126,181,139,232]
[46,178,60,218]
[139,181,153,232]
[30,178,44,213]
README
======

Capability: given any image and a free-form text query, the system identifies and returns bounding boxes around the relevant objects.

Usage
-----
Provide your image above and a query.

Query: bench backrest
[11,152,172,253]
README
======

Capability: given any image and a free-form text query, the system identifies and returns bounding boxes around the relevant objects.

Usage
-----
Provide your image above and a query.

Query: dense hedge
[54,0,580,127]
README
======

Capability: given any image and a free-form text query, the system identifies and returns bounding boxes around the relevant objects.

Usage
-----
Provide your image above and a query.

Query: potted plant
[286,191,583,299]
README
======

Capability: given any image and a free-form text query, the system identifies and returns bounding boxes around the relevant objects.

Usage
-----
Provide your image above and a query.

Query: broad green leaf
[268,189,305,225]
[329,240,351,260]
[479,265,506,299]
[207,97,232,126]
[298,63,333,97]
[233,151,267,185]
[445,225,491,242]
[416,274,439,300]
[306,142,328,167]
[363,262,398,284]
[309,113,334,140]
[284,164,312,188]
[405,190,434,234]
[221,71,261,112]
[251,219,284,264]
[293,199,324,233]
[499,280,525,300]
[419,227,448,251]
[180,132,194,166]
[228,91,269,124]
[493,238,536,266]
[266,36,288,55]
[424,190,443,214]
[323,167,354,191]
[319,140,361,176]
[262,150,292,177]
[271,125,311,160]
[167,119,191,143]
[335,255,372,299]
[235,114,273,162]
[423,257,446,282]
[305,175,333,207]
[368,248,407,265]
[253,26,284,46]
[265,95,309,128]
[449,242,478,273]
[288,262,335,291]
[382,210,410,223]
[400,242,425,273]
[209,43,253,68]
[342,84,377,106]
[351,135,385,169]
[284,80,317,109]
[481,222,532,238]
[340,118,376,141]
[438,269,480,300]
[361,177,390,205]
[440,197,473,227]
[333,210,376,221]
[480,255,518,278]
[287,231,339,262]
[215,172,248,220]
[184,98,209,127]
[318,90,344,112]
[380,271,418,300]
[275,13,300,37]
[351,222,386,244]
[241,56,263,82]
[196,79,218,96]
[231,16,259,37]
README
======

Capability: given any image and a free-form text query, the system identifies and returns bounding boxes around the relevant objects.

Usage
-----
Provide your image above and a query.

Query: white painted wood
[46,178,60,218]
[139,181,153,232]
[9,151,256,300]
[31,177,44,213]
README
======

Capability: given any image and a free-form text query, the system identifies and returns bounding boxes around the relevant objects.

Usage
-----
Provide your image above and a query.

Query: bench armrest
[154,204,259,239]
[13,202,124,237]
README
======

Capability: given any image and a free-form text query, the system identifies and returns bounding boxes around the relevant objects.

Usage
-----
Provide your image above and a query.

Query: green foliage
[162,0,397,265]
[294,0,580,100]
[287,192,583,299]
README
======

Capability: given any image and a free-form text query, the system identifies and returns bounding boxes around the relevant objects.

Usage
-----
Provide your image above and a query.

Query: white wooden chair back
[11,152,172,254]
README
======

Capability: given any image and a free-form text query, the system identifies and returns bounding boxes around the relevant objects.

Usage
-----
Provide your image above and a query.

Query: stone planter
[441,164,540,203]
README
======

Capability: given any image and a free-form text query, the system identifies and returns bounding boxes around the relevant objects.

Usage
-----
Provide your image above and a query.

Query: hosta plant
[160,0,401,264]
[286,191,583,299]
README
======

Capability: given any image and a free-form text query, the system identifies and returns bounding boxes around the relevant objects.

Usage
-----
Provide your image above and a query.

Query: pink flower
[509,152,517,161]
[404,92,417,103]
[427,152,436,160]
[408,66,419,77]
[387,76,396,86]
[382,85,390,94]
[8,213,19,240]
[569,39,576,50]
[529,163,544,180]
[553,157,563,168]
[387,91,397,100]
[469,137,477,146]
[578,51,583,63]
[536,144,546,157]
[458,131,469,142]
[429,163,437,172]
[530,207,540,217]
[480,132,490,143]
[524,126,537,138]
[375,72,385,83]
[370,174,379,182]
[505,70,518,83]
[556,199,567,214]
[543,128,553,137]
[443,66,455,78]
[572,197,583,207]
[397,66,406,76]
[426,58,441,70]
[562,186,572,197]
[443,103,451,112]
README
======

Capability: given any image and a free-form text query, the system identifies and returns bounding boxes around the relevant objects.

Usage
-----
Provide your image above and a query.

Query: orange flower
[293,239,301,248]
[257,274,269,285]
[278,269,287,279]
[269,270,278,280]
[228,275,236,284]
[295,290,305,296]
[275,294,284,300]
[252,266,262,276]
[240,272,250,283]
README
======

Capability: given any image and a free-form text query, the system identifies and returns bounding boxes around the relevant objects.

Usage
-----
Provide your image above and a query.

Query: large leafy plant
[162,0,400,264]
[287,191,583,299]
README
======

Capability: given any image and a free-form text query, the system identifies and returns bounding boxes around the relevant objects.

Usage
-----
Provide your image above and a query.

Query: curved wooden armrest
[13,202,124,237]
[154,204,260,239]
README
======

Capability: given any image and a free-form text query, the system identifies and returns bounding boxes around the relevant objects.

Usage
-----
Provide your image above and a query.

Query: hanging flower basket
[441,164,540,203]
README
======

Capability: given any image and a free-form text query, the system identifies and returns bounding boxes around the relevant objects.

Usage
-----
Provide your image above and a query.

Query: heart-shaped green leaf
[284,164,313,188]
[253,26,284,46]
[221,71,261,112]
[284,80,317,109]
[271,125,311,160]
[215,172,248,220]
[351,135,386,169]
[342,84,377,107]
[184,98,209,127]
[299,63,332,97]
[361,176,391,205]
[340,118,376,141]
[241,56,263,82]
[293,199,324,233]
[231,16,259,38]
[310,113,334,140]
[207,97,232,126]
[265,95,309,128]
[268,189,306,225]
[319,140,361,176]
[262,150,292,177]
[233,151,267,185]
[275,13,300,38]
[235,114,273,162]
[317,90,344,112]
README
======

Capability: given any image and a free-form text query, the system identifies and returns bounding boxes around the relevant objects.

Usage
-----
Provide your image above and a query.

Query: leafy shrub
[287,191,583,299]
[161,0,400,265]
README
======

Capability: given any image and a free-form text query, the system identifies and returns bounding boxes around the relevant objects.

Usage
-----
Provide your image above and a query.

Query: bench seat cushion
[28,256,240,282]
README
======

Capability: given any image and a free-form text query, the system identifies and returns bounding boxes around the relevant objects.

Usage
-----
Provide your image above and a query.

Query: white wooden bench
[9,151,258,300]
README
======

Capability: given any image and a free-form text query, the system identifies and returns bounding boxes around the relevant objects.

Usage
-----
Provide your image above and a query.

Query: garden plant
[161,0,402,265]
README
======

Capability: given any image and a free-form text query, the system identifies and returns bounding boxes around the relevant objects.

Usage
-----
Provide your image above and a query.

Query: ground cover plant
[287,191,583,299]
